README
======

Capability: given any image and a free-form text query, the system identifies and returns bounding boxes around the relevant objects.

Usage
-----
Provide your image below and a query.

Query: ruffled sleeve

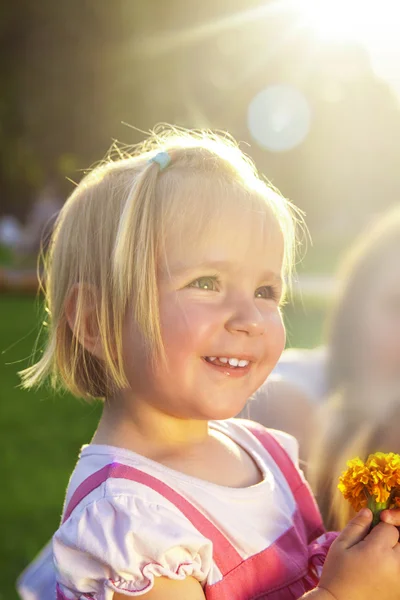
[53,495,213,599]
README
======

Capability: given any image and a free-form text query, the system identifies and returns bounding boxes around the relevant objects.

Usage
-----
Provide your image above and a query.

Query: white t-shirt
[53,419,301,599]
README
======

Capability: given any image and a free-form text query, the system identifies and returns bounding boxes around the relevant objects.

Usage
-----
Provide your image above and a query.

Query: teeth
[206,357,250,368]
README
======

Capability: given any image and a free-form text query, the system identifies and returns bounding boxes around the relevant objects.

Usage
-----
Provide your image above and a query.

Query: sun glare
[302,0,363,41]
[295,0,400,96]
[298,0,397,45]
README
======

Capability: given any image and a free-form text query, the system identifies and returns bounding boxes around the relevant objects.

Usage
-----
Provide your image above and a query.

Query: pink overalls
[56,422,336,600]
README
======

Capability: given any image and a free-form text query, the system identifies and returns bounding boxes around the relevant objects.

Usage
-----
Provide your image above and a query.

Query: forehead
[159,189,284,275]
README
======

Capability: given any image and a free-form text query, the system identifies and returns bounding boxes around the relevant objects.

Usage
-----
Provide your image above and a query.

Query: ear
[65,284,105,360]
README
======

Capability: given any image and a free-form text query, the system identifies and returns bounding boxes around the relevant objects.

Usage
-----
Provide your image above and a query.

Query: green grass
[0,244,14,267]
[0,294,325,599]
[1,295,102,599]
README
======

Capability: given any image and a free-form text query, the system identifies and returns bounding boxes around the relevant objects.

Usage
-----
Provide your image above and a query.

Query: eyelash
[188,276,281,301]
[255,286,281,301]
[188,275,221,292]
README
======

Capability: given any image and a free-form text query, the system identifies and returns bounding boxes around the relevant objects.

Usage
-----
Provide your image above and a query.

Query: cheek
[268,310,286,355]
[159,296,217,356]
[120,317,153,388]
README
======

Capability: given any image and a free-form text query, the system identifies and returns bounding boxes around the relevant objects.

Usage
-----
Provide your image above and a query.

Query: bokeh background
[1,1,400,597]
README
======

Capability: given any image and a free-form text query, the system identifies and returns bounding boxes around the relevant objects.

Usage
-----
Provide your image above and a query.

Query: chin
[203,398,250,422]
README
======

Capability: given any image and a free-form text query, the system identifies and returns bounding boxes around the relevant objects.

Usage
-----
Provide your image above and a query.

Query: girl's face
[122,207,286,421]
[359,252,400,381]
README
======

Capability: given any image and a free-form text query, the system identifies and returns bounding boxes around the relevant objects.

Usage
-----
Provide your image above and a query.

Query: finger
[365,522,399,549]
[380,509,400,526]
[336,508,372,549]
[393,542,400,556]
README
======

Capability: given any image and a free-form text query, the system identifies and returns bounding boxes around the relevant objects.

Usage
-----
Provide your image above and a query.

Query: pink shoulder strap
[62,461,243,576]
[241,420,324,540]
[240,420,304,493]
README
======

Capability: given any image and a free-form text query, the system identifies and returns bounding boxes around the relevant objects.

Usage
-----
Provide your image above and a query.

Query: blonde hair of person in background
[309,206,400,530]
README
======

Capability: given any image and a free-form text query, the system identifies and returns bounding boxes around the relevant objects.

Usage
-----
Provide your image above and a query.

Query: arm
[113,576,206,600]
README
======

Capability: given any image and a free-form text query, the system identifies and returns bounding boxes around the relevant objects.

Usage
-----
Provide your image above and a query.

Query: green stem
[367,496,389,528]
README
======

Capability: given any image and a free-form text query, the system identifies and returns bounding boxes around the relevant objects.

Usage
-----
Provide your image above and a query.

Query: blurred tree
[2,0,400,236]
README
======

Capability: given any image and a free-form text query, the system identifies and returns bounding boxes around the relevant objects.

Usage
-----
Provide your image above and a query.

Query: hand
[380,508,400,526]
[317,508,400,600]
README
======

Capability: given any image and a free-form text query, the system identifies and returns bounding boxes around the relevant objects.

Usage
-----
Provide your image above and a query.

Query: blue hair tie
[148,151,171,171]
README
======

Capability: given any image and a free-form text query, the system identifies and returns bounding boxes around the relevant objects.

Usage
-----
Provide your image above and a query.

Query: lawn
[0,293,326,599]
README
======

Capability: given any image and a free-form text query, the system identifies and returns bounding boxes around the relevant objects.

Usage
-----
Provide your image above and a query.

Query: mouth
[202,355,253,377]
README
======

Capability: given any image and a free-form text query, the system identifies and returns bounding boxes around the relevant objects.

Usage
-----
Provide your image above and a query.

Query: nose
[225,299,268,337]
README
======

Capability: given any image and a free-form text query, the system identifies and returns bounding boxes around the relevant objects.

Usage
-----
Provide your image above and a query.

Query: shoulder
[267,427,300,465]
[217,418,299,467]
[54,492,213,597]
[63,446,197,518]
[54,450,215,596]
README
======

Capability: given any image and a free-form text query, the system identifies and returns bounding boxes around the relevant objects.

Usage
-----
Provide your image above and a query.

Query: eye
[255,285,280,301]
[189,276,219,291]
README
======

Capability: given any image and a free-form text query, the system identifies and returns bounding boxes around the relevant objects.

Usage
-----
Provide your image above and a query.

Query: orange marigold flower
[338,452,400,525]
[338,458,370,512]
[366,452,400,488]
[368,483,391,504]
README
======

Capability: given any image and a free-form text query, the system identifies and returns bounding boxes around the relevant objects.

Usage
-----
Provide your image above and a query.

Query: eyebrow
[164,260,283,284]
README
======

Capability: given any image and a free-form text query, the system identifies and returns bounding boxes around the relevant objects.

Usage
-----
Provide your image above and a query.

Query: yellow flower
[366,452,400,489]
[338,452,400,524]
[368,483,390,504]
[338,457,370,512]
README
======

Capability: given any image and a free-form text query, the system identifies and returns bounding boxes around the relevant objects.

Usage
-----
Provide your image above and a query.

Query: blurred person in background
[309,205,400,530]
[242,205,400,525]
[0,180,63,292]
[240,207,400,468]
[0,215,23,250]
[15,180,62,262]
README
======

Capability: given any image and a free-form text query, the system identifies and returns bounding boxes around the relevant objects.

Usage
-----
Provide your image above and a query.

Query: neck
[92,392,210,459]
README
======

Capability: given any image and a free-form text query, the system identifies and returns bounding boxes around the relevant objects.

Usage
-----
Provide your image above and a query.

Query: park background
[1,1,400,597]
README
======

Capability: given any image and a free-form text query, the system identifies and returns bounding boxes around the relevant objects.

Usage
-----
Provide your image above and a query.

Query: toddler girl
[17,127,400,600]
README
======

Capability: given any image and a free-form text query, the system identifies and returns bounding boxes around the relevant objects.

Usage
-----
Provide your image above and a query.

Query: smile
[205,356,250,367]
[202,356,252,377]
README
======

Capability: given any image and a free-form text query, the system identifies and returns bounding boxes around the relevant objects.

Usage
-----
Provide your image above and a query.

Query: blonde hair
[20,125,299,400]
